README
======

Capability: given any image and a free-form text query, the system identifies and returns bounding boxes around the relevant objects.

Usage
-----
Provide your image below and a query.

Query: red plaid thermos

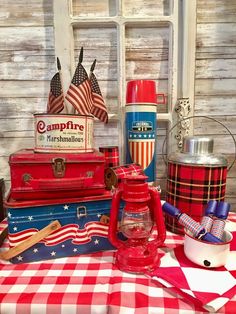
[165,136,228,234]
[99,146,119,169]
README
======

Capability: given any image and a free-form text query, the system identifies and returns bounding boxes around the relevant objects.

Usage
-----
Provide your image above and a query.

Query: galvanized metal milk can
[165,136,228,234]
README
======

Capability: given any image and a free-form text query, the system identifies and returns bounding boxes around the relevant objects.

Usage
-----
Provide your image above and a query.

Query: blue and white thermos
[125,80,165,183]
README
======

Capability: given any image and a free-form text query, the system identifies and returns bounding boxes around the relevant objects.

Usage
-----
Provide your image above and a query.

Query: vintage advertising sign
[34,114,94,153]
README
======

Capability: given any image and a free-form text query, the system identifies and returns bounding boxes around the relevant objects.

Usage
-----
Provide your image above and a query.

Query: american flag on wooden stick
[47,57,64,114]
[90,59,108,123]
[65,47,93,115]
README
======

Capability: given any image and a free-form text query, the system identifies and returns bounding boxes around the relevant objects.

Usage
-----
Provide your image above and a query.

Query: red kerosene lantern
[108,174,166,273]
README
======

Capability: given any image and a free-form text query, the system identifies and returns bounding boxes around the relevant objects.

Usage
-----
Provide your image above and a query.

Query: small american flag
[90,59,108,123]
[47,58,64,114]
[65,47,93,115]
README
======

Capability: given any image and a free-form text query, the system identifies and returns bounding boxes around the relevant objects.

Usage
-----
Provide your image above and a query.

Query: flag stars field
[17,256,23,261]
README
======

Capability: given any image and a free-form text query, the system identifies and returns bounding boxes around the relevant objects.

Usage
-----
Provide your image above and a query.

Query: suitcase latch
[52,158,66,178]
[77,206,87,218]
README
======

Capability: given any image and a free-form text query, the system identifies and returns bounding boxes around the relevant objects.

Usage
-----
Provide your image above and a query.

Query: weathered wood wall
[0,0,54,190]
[194,0,236,209]
[0,0,235,209]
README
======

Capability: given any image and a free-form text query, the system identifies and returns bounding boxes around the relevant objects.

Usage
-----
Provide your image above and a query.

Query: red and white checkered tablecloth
[0,214,236,314]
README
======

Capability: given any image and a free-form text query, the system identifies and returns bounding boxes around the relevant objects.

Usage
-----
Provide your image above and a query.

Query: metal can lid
[182,136,214,155]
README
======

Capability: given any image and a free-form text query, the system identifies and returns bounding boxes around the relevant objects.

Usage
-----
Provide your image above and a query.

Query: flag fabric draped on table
[65,47,93,115]
[47,58,64,114]
[90,60,108,123]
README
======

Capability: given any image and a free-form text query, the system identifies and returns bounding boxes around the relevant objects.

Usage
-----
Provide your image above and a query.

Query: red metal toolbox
[9,149,106,200]
[4,191,123,263]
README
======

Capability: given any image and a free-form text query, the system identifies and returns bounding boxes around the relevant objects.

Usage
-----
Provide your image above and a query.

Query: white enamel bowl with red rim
[184,229,233,268]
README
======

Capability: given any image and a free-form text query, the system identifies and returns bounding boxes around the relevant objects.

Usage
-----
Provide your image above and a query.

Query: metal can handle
[162,115,236,171]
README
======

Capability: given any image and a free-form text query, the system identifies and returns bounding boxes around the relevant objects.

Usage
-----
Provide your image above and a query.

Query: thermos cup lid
[126,80,157,104]
[168,135,228,166]
[182,136,214,155]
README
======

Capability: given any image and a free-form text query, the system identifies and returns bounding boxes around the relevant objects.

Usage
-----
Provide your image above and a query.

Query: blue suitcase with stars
[4,191,122,263]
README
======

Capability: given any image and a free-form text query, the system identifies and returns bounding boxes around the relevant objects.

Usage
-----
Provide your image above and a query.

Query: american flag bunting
[47,58,64,114]
[65,47,93,115]
[90,59,108,123]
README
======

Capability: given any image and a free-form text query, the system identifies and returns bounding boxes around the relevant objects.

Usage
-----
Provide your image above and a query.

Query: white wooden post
[174,0,197,148]
[53,0,74,113]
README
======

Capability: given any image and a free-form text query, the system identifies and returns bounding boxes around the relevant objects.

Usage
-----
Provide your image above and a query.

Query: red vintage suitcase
[9,149,106,200]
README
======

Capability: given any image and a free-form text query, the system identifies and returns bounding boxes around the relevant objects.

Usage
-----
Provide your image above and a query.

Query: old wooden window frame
[53,0,196,159]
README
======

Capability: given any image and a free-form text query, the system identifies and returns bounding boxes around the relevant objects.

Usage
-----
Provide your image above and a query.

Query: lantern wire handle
[162,115,236,171]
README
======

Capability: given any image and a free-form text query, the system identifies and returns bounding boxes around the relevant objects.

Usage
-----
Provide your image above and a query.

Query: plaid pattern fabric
[105,163,143,189]
[99,146,119,168]
[166,162,227,234]
[112,163,143,181]
[1,215,236,313]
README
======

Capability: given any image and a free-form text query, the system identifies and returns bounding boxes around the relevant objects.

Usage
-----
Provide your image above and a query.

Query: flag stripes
[90,71,108,123]
[65,80,93,115]
[8,222,109,248]
[47,93,64,114]
[129,140,155,170]
[48,50,108,121]
[65,60,94,116]
[47,72,64,114]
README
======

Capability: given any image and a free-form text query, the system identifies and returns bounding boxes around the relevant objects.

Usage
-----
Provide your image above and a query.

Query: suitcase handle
[0,220,61,261]
[28,177,93,190]
[0,225,8,247]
